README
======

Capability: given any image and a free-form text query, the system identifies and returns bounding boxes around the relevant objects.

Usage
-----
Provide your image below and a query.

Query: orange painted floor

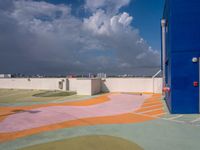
[0,93,164,142]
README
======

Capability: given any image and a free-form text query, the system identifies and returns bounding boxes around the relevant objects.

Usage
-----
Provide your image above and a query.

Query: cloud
[0,0,14,11]
[83,10,133,35]
[0,0,160,75]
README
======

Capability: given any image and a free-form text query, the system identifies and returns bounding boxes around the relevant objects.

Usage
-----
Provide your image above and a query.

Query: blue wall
[163,0,200,113]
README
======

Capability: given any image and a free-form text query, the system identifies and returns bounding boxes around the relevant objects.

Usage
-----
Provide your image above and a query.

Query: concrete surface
[0,90,199,150]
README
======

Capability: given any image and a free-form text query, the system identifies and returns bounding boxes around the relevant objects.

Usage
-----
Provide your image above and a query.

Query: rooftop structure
[162,0,200,113]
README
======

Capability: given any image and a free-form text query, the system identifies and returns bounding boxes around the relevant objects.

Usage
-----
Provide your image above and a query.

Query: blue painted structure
[163,0,200,114]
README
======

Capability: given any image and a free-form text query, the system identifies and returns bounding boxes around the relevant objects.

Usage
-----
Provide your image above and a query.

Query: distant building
[88,73,95,78]
[0,74,12,78]
[97,73,107,78]
[67,75,76,78]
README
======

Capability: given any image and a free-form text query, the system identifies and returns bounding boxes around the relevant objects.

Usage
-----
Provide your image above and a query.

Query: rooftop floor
[0,89,200,150]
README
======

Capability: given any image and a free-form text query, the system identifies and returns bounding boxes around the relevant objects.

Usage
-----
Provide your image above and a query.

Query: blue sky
[0,0,165,75]
[128,0,164,50]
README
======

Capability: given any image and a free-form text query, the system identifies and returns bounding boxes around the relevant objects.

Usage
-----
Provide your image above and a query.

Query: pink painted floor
[0,94,150,133]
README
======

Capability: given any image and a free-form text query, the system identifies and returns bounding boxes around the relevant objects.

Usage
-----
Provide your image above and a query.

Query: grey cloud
[0,0,14,11]
[0,0,160,76]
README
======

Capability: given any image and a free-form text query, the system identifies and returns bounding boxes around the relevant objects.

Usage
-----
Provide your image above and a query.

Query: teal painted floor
[1,118,200,150]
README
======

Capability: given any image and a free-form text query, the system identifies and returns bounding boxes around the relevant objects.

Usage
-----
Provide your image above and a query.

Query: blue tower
[162,0,200,114]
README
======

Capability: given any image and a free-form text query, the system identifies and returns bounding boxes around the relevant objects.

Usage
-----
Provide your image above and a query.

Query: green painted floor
[0,89,89,106]
[20,135,143,150]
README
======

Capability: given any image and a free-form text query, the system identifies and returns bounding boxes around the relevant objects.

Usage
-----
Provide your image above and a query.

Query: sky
[0,0,164,76]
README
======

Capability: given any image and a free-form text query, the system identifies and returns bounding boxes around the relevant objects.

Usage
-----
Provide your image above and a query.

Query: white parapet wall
[0,78,68,91]
[0,77,162,95]
[101,78,162,94]
[68,78,101,95]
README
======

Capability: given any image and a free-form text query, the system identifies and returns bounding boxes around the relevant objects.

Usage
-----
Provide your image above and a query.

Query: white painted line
[132,112,187,125]
[140,108,164,114]
[163,118,185,123]
[167,115,183,120]
[142,104,163,109]
[153,112,166,117]
[132,109,200,127]
[190,117,200,123]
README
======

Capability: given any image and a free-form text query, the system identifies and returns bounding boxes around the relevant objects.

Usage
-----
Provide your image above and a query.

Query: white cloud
[0,0,160,75]
[83,11,133,37]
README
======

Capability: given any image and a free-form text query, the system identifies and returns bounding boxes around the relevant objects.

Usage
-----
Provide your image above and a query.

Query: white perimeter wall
[0,78,162,95]
[68,78,101,95]
[101,78,162,93]
[0,78,68,91]
[68,78,91,95]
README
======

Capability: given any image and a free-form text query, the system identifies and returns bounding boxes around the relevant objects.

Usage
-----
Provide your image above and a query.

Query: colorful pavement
[0,90,200,150]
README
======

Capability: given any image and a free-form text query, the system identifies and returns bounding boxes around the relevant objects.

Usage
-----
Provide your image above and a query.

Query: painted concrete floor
[0,90,200,150]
